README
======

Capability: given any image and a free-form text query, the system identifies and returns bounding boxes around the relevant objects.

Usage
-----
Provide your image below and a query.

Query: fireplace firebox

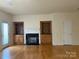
[26,33,39,45]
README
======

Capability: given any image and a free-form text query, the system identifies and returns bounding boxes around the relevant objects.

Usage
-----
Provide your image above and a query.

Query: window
[2,23,9,45]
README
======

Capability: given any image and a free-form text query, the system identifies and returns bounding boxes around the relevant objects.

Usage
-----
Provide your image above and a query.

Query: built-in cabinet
[14,35,24,44]
[40,21,52,45]
[13,22,24,45]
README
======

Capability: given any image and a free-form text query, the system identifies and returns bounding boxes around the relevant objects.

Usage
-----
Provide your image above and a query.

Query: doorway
[40,21,52,45]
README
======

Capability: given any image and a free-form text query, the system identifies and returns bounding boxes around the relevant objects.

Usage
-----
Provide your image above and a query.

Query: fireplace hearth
[26,33,39,45]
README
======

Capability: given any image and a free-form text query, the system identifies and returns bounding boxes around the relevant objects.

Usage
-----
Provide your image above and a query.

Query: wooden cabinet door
[41,34,52,45]
[14,35,24,45]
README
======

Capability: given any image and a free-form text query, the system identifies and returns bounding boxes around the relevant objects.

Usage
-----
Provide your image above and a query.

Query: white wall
[13,12,79,45]
[0,11,13,51]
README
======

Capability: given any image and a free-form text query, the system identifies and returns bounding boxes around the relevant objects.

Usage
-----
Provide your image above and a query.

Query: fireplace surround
[26,33,39,45]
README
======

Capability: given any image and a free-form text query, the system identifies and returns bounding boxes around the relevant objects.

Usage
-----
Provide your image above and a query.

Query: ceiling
[0,0,79,15]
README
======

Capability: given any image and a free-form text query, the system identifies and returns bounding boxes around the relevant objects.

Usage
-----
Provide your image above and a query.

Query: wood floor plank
[0,45,79,59]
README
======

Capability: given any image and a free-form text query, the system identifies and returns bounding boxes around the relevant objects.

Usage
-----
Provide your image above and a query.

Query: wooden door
[13,22,24,45]
[40,21,52,45]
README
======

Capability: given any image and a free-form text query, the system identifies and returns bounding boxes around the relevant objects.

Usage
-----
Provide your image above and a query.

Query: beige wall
[13,12,79,45]
[0,11,13,51]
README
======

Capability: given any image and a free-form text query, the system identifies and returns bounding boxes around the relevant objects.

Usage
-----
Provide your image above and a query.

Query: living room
[0,0,79,59]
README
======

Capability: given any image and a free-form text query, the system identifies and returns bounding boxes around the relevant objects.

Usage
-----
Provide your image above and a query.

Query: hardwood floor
[0,45,79,59]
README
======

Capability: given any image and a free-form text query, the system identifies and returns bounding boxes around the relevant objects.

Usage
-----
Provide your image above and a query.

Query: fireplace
[26,33,39,45]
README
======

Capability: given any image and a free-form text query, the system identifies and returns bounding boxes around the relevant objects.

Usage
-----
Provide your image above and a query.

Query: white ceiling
[0,0,79,15]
